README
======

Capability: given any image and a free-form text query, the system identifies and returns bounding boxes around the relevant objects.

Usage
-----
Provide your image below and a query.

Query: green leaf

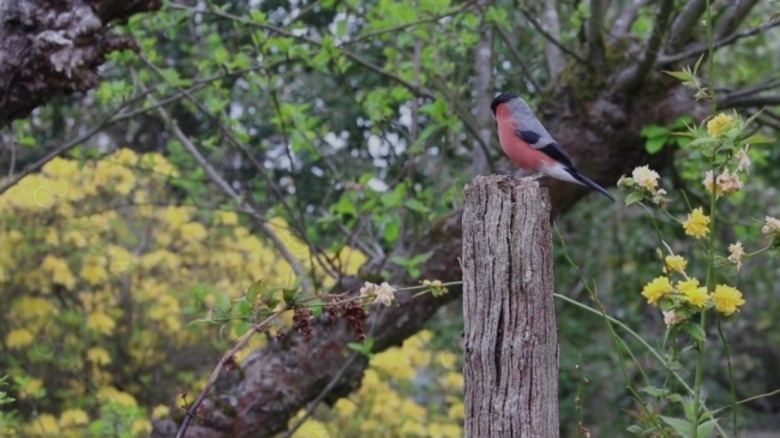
[626,425,644,435]
[235,300,253,319]
[216,294,232,312]
[680,322,706,342]
[282,287,298,306]
[659,416,694,437]
[645,137,666,154]
[671,115,694,129]
[247,280,265,303]
[740,134,775,145]
[235,320,250,336]
[639,385,665,397]
[403,198,430,213]
[668,393,684,403]
[663,70,693,81]
[335,20,347,38]
[390,255,410,266]
[347,337,375,358]
[260,285,281,308]
[309,298,325,318]
[625,191,643,206]
[697,419,718,438]
[383,221,400,242]
[418,125,439,142]
[640,124,670,139]
[333,195,356,216]
[249,10,267,22]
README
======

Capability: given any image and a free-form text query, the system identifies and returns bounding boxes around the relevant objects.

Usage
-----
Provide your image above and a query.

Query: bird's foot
[520,173,545,181]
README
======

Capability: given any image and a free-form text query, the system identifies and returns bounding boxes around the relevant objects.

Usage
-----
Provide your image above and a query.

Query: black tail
[568,169,615,202]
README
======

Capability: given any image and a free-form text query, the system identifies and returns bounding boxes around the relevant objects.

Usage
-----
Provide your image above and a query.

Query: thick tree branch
[0,0,163,127]
[521,8,586,72]
[718,78,780,105]
[666,0,707,52]
[720,94,780,109]
[612,0,653,38]
[714,0,760,39]
[587,0,606,67]
[613,0,675,94]
[541,0,567,77]
[658,18,780,66]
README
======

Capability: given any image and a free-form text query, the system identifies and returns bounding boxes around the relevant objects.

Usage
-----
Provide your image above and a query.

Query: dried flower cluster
[318,297,371,341]
[293,308,314,341]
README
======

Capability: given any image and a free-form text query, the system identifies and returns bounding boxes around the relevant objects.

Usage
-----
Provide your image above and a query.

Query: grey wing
[515,129,574,167]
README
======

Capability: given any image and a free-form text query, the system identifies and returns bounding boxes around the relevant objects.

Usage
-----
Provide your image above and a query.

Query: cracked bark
[462,175,558,437]
[0,0,163,127]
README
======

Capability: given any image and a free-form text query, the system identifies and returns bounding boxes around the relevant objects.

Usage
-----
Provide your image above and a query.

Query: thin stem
[717,316,738,435]
[693,3,717,436]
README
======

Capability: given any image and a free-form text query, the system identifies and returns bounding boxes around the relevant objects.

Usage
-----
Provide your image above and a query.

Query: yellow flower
[711,284,745,316]
[59,409,89,427]
[291,420,331,438]
[707,113,734,137]
[682,207,710,239]
[27,413,60,435]
[87,347,112,366]
[631,166,660,191]
[86,312,116,335]
[664,255,687,274]
[677,278,709,307]
[676,278,699,294]
[41,255,77,289]
[131,419,152,436]
[18,378,44,399]
[181,222,208,241]
[217,211,239,225]
[6,328,35,348]
[13,297,58,318]
[641,276,673,306]
[152,404,170,419]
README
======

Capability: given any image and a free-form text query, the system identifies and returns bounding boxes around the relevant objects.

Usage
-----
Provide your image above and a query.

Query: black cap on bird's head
[490,92,519,115]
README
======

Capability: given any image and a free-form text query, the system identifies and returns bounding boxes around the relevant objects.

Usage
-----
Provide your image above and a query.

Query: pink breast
[495,108,554,171]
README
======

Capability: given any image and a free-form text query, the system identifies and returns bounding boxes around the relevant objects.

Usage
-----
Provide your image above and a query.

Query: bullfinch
[490,92,615,201]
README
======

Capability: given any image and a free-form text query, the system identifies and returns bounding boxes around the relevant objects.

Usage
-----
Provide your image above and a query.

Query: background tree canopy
[1,0,779,436]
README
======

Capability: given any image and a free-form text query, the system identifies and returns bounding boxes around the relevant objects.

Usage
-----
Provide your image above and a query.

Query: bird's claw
[520,173,544,181]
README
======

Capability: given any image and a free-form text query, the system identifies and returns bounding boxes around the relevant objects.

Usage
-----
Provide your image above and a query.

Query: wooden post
[462,175,559,437]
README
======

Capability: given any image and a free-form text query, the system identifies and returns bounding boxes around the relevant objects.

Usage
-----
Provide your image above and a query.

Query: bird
[490,92,615,201]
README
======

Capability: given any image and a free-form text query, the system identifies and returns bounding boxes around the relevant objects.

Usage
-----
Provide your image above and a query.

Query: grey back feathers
[505,97,557,149]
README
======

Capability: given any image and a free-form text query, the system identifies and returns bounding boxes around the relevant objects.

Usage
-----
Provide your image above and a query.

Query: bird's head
[490,92,520,116]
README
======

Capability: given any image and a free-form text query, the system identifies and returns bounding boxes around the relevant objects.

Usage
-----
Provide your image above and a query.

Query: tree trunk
[462,175,559,437]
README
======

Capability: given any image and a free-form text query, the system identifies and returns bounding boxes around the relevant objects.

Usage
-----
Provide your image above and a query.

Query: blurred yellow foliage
[0,148,368,436]
[290,329,464,437]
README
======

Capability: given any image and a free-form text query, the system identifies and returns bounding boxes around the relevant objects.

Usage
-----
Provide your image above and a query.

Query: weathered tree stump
[462,175,559,437]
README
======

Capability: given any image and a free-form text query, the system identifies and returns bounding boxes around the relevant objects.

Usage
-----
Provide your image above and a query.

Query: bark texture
[462,175,558,437]
[0,0,163,127]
